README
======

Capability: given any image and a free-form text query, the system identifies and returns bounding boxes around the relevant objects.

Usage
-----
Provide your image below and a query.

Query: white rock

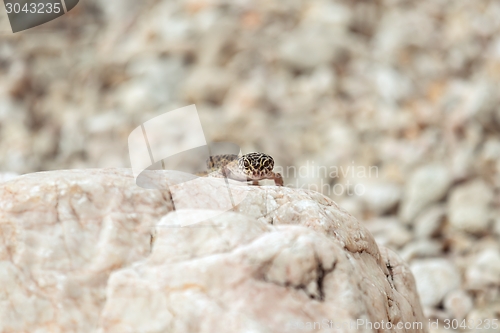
[365,217,413,249]
[103,209,426,333]
[0,169,172,333]
[448,180,494,234]
[361,181,402,215]
[465,248,500,289]
[400,164,452,224]
[466,306,500,333]
[375,66,412,104]
[443,290,473,321]
[400,240,443,262]
[414,205,446,239]
[411,259,461,307]
[0,172,18,183]
[0,169,427,333]
[450,143,475,180]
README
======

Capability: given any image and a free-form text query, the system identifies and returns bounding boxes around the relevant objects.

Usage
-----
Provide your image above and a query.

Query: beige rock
[465,248,500,289]
[365,217,413,250]
[0,169,172,333]
[361,181,402,215]
[400,240,443,262]
[411,259,461,308]
[0,169,426,333]
[448,180,494,234]
[443,290,473,321]
[414,205,446,239]
[400,164,452,224]
[102,208,426,333]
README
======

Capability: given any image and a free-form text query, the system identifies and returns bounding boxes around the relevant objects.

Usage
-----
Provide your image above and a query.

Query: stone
[0,172,18,183]
[365,217,413,250]
[0,169,173,333]
[448,180,494,234]
[361,181,402,215]
[400,240,443,262]
[411,259,461,308]
[443,290,473,321]
[0,169,427,333]
[414,205,446,239]
[450,143,475,181]
[400,164,453,224]
[466,306,500,333]
[465,248,500,290]
[102,209,426,333]
[375,66,412,104]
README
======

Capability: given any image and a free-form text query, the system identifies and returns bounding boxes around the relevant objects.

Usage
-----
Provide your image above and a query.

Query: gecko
[199,152,283,186]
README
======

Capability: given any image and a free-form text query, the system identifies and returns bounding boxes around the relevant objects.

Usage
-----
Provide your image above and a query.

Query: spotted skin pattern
[201,152,283,186]
[206,154,239,172]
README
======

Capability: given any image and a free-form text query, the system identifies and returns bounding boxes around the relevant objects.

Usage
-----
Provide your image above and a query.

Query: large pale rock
[0,169,173,333]
[0,169,426,333]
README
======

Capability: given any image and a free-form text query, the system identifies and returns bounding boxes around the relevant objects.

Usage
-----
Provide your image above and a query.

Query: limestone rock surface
[0,169,173,333]
[0,169,426,333]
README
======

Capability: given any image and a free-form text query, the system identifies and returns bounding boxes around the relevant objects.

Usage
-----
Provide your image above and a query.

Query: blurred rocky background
[0,0,499,331]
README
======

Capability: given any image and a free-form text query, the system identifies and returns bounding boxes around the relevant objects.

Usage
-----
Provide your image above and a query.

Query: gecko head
[237,152,275,179]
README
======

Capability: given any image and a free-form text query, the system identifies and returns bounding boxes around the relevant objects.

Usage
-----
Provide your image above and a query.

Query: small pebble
[411,259,461,307]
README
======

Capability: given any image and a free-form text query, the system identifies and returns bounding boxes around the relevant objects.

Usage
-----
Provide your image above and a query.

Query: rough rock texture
[0,169,173,333]
[0,169,426,333]
[410,259,461,308]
